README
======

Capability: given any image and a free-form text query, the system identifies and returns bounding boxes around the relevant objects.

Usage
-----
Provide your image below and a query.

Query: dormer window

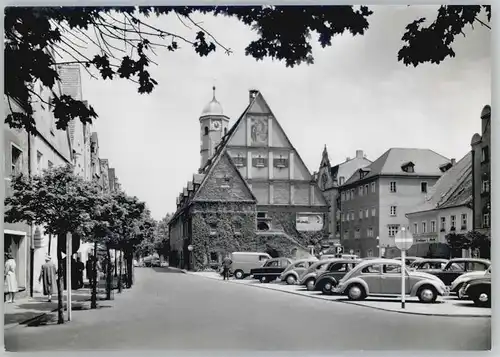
[359,168,370,179]
[439,162,453,173]
[401,161,415,173]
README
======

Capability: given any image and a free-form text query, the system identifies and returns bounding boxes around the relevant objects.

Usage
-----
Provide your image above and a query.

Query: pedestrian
[39,255,57,302]
[221,254,232,281]
[4,253,18,303]
[86,254,94,287]
[76,257,85,289]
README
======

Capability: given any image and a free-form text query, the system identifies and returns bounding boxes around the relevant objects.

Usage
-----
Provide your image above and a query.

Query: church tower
[200,86,230,168]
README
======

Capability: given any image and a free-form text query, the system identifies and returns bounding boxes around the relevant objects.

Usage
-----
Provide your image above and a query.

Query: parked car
[299,259,342,291]
[332,258,448,303]
[394,256,422,266]
[460,275,491,307]
[250,258,293,283]
[279,258,318,285]
[230,252,271,279]
[451,266,491,297]
[314,259,361,294]
[320,254,359,260]
[409,259,449,272]
[426,258,491,286]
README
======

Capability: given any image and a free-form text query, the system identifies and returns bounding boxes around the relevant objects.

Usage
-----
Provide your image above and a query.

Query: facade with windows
[169,89,327,270]
[407,151,473,258]
[339,148,450,258]
[315,147,371,247]
[4,98,31,296]
[470,105,491,238]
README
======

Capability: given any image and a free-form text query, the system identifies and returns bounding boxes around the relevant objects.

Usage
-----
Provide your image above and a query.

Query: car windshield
[447,262,465,271]
[265,260,279,267]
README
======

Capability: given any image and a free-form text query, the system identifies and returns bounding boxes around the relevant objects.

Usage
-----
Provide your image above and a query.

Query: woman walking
[4,253,18,303]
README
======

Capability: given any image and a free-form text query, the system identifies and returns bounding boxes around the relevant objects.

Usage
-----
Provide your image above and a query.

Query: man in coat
[221,254,233,281]
[39,255,57,302]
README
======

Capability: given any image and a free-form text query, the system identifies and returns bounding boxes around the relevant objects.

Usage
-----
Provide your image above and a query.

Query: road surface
[5,267,491,351]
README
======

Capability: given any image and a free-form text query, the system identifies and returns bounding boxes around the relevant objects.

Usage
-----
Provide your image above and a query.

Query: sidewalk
[189,271,491,318]
[3,277,121,330]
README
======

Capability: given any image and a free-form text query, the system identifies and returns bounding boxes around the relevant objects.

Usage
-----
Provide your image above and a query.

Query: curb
[338,300,491,318]
[4,290,121,330]
[189,273,491,318]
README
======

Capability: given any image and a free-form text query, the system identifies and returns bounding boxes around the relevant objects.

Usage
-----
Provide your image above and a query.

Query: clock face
[212,120,221,130]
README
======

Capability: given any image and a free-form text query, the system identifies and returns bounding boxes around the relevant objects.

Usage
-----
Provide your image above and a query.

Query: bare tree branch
[184,14,233,55]
[474,16,491,30]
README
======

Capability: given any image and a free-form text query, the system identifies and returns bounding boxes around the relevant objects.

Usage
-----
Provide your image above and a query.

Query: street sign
[394,227,414,251]
[394,227,413,310]
[335,246,344,255]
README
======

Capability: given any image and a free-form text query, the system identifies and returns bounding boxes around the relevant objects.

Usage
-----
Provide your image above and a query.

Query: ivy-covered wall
[266,210,328,250]
[188,203,328,270]
[191,201,257,270]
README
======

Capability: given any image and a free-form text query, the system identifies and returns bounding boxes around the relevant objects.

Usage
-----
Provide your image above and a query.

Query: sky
[77,6,491,220]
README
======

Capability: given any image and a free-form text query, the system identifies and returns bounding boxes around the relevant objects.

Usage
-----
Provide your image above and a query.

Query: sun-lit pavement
[191,271,491,318]
[5,267,491,351]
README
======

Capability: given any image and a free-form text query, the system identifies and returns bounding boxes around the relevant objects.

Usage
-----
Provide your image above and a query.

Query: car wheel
[347,284,366,301]
[260,276,267,283]
[234,270,244,280]
[417,285,438,303]
[306,279,316,291]
[286,275,296,285]
[322,282,333,295]
[472,289,490,307]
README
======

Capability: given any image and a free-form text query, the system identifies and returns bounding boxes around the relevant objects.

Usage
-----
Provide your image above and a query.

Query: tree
[83,191,127,305]
[154,214,171,259]
[111,191,147,288]
[5,6,490,133]
[4,165,100,324]
[466,231,490,259]
[445,232,471,258]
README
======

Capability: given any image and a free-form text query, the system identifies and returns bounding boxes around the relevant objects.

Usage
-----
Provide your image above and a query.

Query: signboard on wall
[296,213,324,232]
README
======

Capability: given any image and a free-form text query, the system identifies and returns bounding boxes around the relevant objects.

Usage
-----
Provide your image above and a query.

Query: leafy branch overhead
[5,5,490,133]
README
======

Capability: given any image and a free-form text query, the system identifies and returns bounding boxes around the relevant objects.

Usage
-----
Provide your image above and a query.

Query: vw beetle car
[299,259,340,291]
[314,259,361,294]
[460,275,491,307]
[332,258,448,303]
[450,266,491,296]
[279,258,318,285]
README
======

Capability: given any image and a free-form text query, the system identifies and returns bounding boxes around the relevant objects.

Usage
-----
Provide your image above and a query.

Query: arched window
[224,127,227,135]
[204,126,209,136]
[257,222,270,231]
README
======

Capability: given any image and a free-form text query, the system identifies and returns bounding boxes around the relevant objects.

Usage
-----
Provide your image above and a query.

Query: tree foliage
[445,232,470,251]
[4,164,99,236]
[398,5,491,66]
[5,5,490,133]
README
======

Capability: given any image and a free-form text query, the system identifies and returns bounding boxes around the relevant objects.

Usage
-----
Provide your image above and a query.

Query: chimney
[346,157,350,162]
[249,89,258,103]
[451,158,456,165]
[356,150,363,159]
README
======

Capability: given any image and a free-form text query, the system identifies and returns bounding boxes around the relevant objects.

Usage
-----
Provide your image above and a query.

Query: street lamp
[187,245,194,271]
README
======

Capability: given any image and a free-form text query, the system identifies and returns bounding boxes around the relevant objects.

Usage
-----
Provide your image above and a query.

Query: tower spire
[212,86,216,101]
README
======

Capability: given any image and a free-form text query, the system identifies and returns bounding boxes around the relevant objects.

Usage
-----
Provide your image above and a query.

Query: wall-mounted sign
[296,213,324,232]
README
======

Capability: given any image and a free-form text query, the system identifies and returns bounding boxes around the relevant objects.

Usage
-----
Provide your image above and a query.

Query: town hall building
[169,88,329,270]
